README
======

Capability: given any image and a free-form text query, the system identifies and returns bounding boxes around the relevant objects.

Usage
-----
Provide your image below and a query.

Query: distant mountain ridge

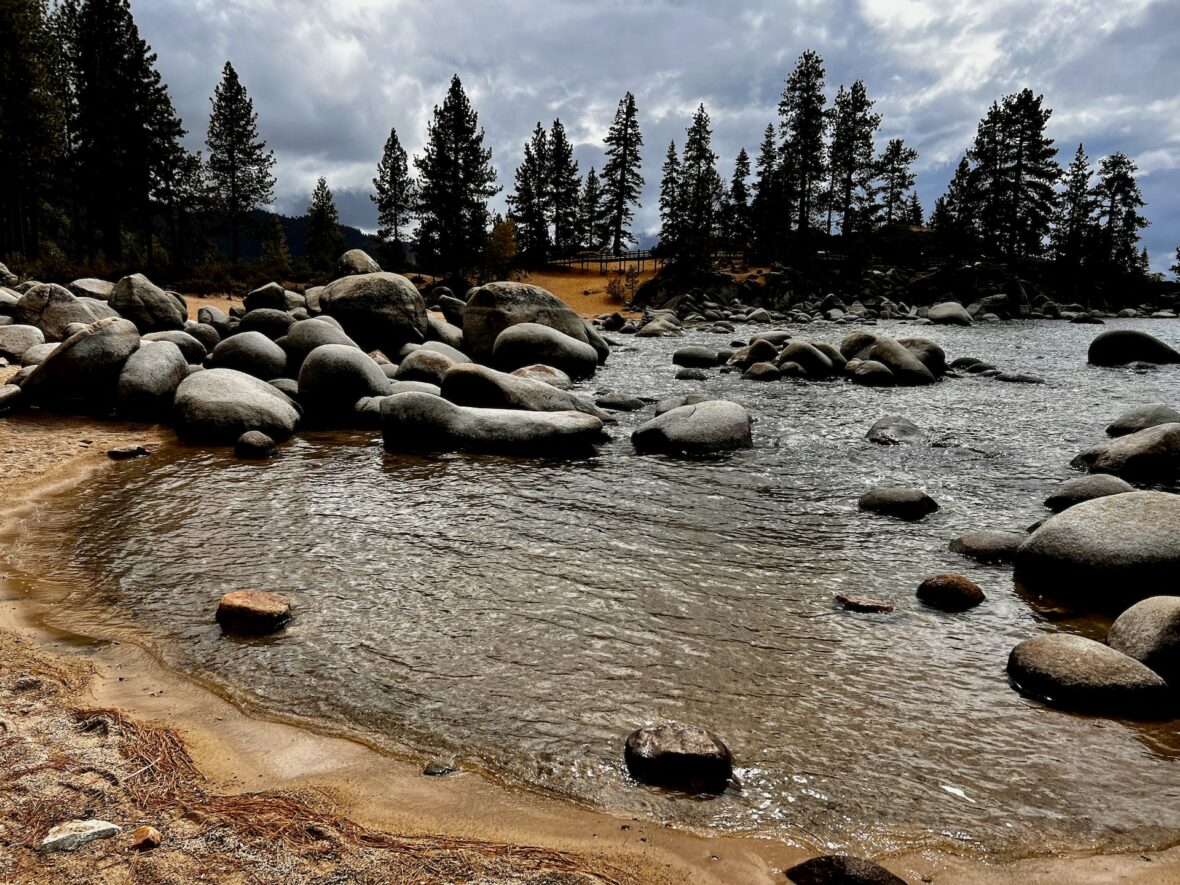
[210,210,381,261]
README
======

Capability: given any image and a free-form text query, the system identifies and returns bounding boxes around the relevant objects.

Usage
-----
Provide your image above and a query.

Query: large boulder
[895,337,947,377]
[1107,596,1180,685]
[777,341,833,377]
[142,330,208,365]
[868,335,935,385]
[492,322,599,379]
[319,272,429,354]
[463,281,592,363]
[380,391,605,454]
[512,364,571,389]
[0,324,45,361]
[850,360,895,387]
[238,307,296,340]
[298,343,392,423]
[336,249,381,276]
[1044,474,1134,512]
[1088,330,1180,366]
[13,283,115,340]
[109,273,186,333]
[173,368,300,444]
[277,317,360,375]
[857,486,939,521]
[21,317,140,412]
[928,302,973,326]
[426,313,464,351]
[210,331,287,380]
[631,400,753,456]
[1107,403,1180,437]
[623,723,732,793]
[115,341,189,419]
[785,855,906,885]
[1007,633,1169,714]
[440,363,608,420]
[1015,491,1180,605]
[1071,423,1180,485]
[244,282,288,312]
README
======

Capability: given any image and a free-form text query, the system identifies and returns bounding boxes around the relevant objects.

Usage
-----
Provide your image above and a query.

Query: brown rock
[917,574,985,612]
[836,594,894,614]
[216,590,291,635]
[132,825,161,851]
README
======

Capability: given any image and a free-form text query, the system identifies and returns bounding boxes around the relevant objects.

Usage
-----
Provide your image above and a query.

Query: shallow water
[10,319,1180,856]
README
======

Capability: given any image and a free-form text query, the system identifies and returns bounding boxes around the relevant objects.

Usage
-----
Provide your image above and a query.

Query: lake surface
[9,318,1180,858]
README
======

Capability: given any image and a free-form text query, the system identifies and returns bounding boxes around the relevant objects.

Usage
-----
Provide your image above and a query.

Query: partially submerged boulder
[1088,329,1180,366]
[1106,403,1180,437]
[857,486,939,521]
[440,363,608,420]
[492,322,599,379]
[948,530,1024,564]
[917,574,985,611]
[623,723,732,793]
[463,281,592,363]
[1071,423,1180,485]
[866,416,924,446]
[1044,474,1134,512]
[216,590,291,634]
[173,368,301,444]
[1107,596,1180,685]
[631,400,753,456]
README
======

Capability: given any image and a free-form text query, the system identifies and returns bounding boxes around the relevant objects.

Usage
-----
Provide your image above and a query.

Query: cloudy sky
[135,0,1180,274]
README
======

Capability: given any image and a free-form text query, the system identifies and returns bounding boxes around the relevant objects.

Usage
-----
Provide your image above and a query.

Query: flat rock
[40,819,121,853]
[785,855,906,885]
[835,594,894,614]
[216,590,291,634]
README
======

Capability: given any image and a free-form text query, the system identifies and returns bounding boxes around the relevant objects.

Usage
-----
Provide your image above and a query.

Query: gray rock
[742,361,781,381]
[234,430,277,460]
[623,723,732,793]
[298,343,392,423]
[116,341,189,418]
[13,283,115,340]
[319,272,429,354]
[1044,474,1135,512]
[436,292,466,328]
[110,273,186,333]
[632,400,752,456]
[0,385,22,412]
[493,322,599,379]
[1106,403,1180,437]
[866,416,923,445]
[1015,491,1180,605]
[210,331,287,380]
[1071,422,1180,485]
[928,302,973,326]
[858,486,939,521]
[40,819,121,853]
[197,305,232,337]
[22,317,141,413]
[336,248,381,276]
[394,348,460,386]
[244,282,288,312]
[511,364,572,389]
[673,346,723,368]
[655,393,712,416]
[441,363,609,420]
[181,321,221,352]
[426,313,464,351]
[238,307,296,340]
[785,855,906,885]
[850,360,895,387]
[995,372,1045,384]
[0,262,18,287]
[1088,329,1180,366]
[595,393,645,411]
[380,391,605,454]
[868,335,935,385]
[949,530,1025,564]
[895,337,947,377]
[727,338,778,369]
[142,330,208,364]
[0,324,45,361]
[1007,633,1168,714]
[276,317,360,375]
[173,368,301,444]
[675,368,709,381]
[463,281,592,363]
[777,341,833,377]
[19,342,57,366]
[1107,596,1180,685]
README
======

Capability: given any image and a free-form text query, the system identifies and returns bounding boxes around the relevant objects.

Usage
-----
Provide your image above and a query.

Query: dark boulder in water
[948,530,1024,564]
[216,590,291,635]
[1043,474,1134,513]
[1106,403,1180,437]
[917,574,986,611]
[785,855,906,885]
[857,486,939,521]
[866,416,923,446]
[1088,329,1180,367]
[632,400,752,456]
[1107,596,1180,685]
[623,723,733,793]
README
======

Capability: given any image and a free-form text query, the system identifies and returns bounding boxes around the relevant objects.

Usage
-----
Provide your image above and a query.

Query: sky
[134,0,1180,275]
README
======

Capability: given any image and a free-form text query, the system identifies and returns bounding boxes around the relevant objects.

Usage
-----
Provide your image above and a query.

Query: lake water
[9,318,1180,858]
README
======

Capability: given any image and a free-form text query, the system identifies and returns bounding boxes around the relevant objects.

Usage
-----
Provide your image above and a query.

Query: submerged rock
[1106,596,1180,685]
[866,416,923,446]
[857,486,939,521]
[948,530,1024,564]
[1106,403,1180,437]
[234,430,277,460]
[631,400,752,456]
[835,594,894,614]
[623,723,732,793]
[1071,423,1180,485]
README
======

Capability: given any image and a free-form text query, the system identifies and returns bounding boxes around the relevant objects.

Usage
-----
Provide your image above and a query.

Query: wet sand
[1,410,1179,882]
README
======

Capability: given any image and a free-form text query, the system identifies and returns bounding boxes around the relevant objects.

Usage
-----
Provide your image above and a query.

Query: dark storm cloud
[134,0,1179,271]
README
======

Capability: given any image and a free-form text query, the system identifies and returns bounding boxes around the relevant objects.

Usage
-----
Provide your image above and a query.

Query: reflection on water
[10,319,1180,856]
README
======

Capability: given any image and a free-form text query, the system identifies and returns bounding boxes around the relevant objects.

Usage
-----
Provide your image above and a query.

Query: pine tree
[678,104,724,261]
[547,119,581,258]
[823,80,879,236]
[931,156,977,257]
[1172,244,1180,280]
[1052,144,1096,270]
[778,50,828,235]
[578,167,606,250]
[875,138,918,226]
[506,122,551,262]
[206,61,276,264]
[305,177,345,271]
[260,214,291,277]
[906,192,923,227]
[600,92,644,254]
[723,147,752,249]
[657,141,682,254]
[1092,152,1148,274]
[750,124,780,259]
[414,75,499,275]
[372,126,416,266]
[485,215,517,278]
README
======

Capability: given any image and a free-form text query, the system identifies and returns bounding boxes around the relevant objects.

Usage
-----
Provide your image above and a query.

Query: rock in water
[110,273,186,333]
[948,530,1024,564]
[21,317,141,413]
[623,723,732,793]
[857,486,939,521]
[173,368,301,444]
[1015,491,1180,606]
[380,391,605,455]
[1007,633,1168,714]
[631,400,753,456]
[1088,329,1180,366]
[492,322,599,379]
[917,574,986,611]
[866,416,924,445]
[463,281,593,364]
[785,855,906,885]
[234,430,277,460]
[1106,596,1180,684]
[1106,403,1180,437]
[298,343,392,424]
[835,595,894,614]
[216,590,291,634]
[318,272,429,355]
[672,346,723,368]
[512,363,572,389]
[1071,422,1180,485]
[1043,474,1134,512]
[40,819,122,853]
[441,363,608,420]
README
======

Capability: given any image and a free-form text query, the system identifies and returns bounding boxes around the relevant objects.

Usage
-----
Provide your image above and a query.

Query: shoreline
[2,415,1180,882]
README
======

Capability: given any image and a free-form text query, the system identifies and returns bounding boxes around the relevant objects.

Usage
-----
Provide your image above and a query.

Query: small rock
[422,760,457,777]
[216,590,291,635]
[835,594,894,614]
[234,430,277,460]
[948,530,1024,564]
[40,819,122,853]
[857,486,939,521]
[917,574,985,611]
[132,825,162,851]
[866,416,923,446]
[107,445,150,461]
[675,368,709,381]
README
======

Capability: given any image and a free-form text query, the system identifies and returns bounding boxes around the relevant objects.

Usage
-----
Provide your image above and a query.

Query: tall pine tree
[875,138,918,226]
[507,122,551,262]
[206,61,276,265]
[372,126,416,266]
[823,80,879,237]
[578,167,606,250]
[1093,152,1148,275]
[600,92,644,254]
[677,104,724,261]
[547,119,581,258]
[778,50,828,236]
[750,124,780,259]
[305,177,345,271]
[722,147,752,250]
[414,75,499,275]
[1052,144,1095,271]
[657,141,682,254]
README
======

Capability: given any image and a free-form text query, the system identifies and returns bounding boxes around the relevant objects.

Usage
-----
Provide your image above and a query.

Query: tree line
[1,2,1174,287]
